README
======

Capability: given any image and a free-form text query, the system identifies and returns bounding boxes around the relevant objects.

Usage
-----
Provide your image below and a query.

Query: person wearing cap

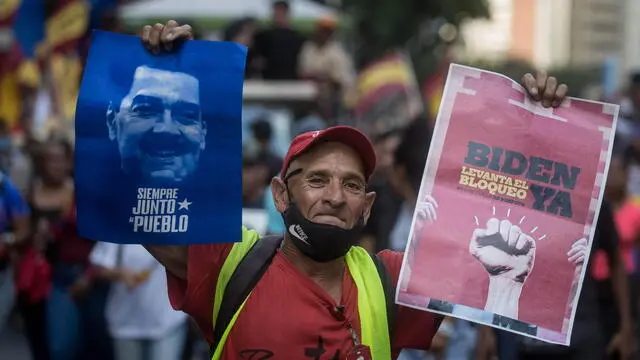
[298,15,353,89]
[138,21,570,359]
[299,14,355,121]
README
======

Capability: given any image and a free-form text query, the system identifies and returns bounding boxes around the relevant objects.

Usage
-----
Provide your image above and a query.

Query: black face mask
[281,202,365,262]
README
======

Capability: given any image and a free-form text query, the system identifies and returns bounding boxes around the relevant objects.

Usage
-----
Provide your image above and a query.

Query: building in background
[524,0,572,69]
[458,0,626,71]
[458,0,513,62]
[458,0,573,68]
[622,0,640,84]
[569,0,624,67]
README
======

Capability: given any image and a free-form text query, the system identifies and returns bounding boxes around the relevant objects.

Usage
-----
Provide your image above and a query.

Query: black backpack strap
[369,252,396,341]
[211,235,283,355]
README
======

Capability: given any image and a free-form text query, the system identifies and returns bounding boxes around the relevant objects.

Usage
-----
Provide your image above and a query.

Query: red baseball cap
[281,126,377,181]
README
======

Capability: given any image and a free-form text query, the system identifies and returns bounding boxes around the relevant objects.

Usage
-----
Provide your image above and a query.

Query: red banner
[43,0,90,136]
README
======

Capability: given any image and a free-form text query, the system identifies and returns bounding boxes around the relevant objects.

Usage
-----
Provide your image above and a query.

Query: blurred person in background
[253,0,306,80]
[595,157,640,349]
[386,118,430,253]
[359,128,405,253]
[0,120,15,177]
[619,73,640,196]
[620,73,640,126]
[222,17,259,78]
[623,136,640,198]
[17,139,75,360]
[292,92,330,131]
[242,148,270,209]
[298,15,355,122]
[247,119,288,234]
[47,196,113,360]
[223,17,257,47]
[292,105,327,137]
[503,198,635,360]
[250,118,283,181]
[90,242,188,360]
[0,159,31,336]
[0,118,33,194]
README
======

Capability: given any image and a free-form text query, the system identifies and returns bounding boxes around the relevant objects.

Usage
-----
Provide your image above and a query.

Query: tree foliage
[338,0,491,71]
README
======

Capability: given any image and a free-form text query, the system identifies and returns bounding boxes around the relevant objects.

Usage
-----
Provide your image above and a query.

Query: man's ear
[271,177,289,213]
[106,102,118,141]
[200,119,207,150]
[362,190,377,225]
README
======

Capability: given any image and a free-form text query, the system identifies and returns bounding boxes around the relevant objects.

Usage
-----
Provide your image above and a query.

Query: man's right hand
[141,20,194,54]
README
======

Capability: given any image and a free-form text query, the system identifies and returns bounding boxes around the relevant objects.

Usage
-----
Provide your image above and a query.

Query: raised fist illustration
[567,237,587,266]
[470,218,536,284]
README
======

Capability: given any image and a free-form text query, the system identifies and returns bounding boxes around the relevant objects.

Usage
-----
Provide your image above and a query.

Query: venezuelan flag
[0,0,44,132]
[43,0,90,128]
[354,52,415,118]
[421,57,450,125]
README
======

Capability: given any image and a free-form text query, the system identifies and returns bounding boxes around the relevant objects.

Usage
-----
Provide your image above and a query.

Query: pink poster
[396,64,618,344]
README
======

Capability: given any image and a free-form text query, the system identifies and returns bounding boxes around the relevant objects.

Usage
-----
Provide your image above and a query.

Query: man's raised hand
[141,20,193,54]
[521,71,568,108]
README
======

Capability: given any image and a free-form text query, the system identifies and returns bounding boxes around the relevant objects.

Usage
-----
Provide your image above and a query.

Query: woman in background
[593,156,640,350]
[90,242,188,360]
[48,192,113,360]
[17,139,75,360]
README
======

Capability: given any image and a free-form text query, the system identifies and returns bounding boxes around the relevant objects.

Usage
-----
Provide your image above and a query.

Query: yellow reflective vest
[211,227,392,359]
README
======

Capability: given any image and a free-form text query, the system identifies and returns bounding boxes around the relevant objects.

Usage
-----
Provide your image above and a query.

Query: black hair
[631,72,640,86]
[223,17,256,42]
[42,136,73,160]
[251,118,272,142]
[393,116,432,193]
[273,1,289,11]
[0,118,9,136]
[32,137,73,178]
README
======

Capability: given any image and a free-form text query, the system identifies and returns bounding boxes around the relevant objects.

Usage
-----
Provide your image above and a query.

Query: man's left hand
[607,328,636,360]
[520,72,568,108]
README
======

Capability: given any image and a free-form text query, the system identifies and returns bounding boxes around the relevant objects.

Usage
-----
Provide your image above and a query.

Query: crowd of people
[0,3,356,360]
[2,1,640,360]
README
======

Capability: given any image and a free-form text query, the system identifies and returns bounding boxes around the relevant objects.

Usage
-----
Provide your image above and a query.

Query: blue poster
[75,30,246,245]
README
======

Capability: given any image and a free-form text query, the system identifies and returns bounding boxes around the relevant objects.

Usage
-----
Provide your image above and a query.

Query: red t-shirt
[167,245,440,359]
[51,200,95,265]
[592,198,640,280]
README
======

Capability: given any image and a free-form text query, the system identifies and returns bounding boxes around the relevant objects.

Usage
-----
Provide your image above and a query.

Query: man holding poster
[395,64,626,352]
[117,21,578,360]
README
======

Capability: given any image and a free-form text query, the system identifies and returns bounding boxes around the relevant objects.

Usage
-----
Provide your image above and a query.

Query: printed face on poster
[75,31,246,244]
[397,64,618,345]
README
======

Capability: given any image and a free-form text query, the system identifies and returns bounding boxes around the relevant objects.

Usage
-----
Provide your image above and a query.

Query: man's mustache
[138,131,197,155]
